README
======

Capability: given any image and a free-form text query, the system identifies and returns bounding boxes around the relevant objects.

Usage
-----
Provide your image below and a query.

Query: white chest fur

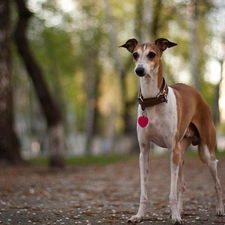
[137,87,178,148]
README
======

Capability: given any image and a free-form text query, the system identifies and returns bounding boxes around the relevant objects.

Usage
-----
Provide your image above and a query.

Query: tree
[0,0,22,164]
[135,0,153,42]
[188,0,199,90]
[77,1,103,155]
[82,43,100,155]
[103,0,137,139]
[14,0,65,168]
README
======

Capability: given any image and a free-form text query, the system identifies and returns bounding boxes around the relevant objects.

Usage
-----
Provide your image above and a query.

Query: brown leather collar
[138,78,169,111]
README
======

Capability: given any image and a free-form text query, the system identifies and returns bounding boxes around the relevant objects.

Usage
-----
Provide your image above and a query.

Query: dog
[120,38,224,224]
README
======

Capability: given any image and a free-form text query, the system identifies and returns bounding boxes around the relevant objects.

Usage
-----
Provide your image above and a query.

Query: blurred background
[1,0,225,167]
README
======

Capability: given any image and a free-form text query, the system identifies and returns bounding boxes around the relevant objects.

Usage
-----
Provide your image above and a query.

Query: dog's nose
[135,66,145,77]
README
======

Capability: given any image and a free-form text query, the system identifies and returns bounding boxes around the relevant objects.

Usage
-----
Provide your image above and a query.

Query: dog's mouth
[135,66,145,77]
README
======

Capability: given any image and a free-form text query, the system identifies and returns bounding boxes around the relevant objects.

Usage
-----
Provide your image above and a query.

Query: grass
[29,154,135,166]
[184,149,225,158]
[29,149,225,166]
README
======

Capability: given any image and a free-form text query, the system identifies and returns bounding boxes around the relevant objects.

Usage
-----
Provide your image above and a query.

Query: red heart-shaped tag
[138,116,149,128]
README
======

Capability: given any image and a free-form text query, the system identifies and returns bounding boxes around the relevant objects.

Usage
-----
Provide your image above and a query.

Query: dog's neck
[139,61,163,99]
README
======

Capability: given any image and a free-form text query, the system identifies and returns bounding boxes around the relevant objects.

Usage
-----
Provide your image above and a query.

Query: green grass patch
[155,149,225,159]
[65,154,134,165]
[28,150,225,166]
[29,154,135,166]
[29,157,48,166]
[215,150,225,158]
[182,149,225,159]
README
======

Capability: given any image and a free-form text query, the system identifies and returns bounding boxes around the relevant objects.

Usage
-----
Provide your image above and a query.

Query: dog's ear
[119,38,138,53]
[155,38,177,51]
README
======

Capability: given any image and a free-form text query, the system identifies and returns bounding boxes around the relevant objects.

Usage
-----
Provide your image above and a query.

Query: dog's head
[120,38,177,77]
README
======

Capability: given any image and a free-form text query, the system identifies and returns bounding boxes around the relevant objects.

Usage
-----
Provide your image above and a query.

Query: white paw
[127,215,143,224]
[172,214,183,225]
[173,220,184,225]
[216,204,224,216]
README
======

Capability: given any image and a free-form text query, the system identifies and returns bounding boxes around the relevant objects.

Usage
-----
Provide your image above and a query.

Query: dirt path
[0,155,225,225]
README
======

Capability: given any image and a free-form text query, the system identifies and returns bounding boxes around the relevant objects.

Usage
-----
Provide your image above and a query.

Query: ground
[0,154,225,225]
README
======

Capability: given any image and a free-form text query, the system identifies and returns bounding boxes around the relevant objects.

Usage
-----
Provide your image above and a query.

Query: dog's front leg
[128,141,150,223]
[169,148,183,225]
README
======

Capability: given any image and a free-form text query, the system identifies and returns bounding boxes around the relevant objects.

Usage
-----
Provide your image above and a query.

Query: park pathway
[0,155,225,224]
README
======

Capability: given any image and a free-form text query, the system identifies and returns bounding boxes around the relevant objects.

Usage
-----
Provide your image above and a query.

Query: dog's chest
[148,111,175,147]
[138,88,177,148]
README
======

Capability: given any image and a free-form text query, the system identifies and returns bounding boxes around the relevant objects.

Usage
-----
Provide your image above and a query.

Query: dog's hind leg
[177,137,192,215]
[203,144,224,216]
[128,141,150,223]
[178,160,185,216]
[169,144,183,225]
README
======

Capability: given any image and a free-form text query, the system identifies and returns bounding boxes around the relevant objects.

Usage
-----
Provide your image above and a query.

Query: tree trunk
[151,0,162,40]
[212,78,221,126]
[102,0,138,152]
[14,0,65,168]
[83,55,96,155]
[188,0,199,90]
[213,58,224,126]
[102,0,136,134]
[0,0,22,164]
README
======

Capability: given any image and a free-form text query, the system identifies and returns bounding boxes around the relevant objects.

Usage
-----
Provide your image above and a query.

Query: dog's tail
[197,144,207,164]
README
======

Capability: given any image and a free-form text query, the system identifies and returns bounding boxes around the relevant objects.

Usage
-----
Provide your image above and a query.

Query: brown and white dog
[120,38,224,224]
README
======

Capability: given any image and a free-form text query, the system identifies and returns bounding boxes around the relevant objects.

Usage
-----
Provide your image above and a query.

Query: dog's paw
[216,203,224,216]
[171,214,183,225]
[216,207,224,216]
[127,215,143,224]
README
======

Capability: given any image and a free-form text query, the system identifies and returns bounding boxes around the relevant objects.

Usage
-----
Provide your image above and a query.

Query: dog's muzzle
[135,66,145,77]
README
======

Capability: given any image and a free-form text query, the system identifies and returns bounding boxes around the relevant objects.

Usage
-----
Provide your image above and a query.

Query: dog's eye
[133,52,139,59]
[147,52,156,58]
